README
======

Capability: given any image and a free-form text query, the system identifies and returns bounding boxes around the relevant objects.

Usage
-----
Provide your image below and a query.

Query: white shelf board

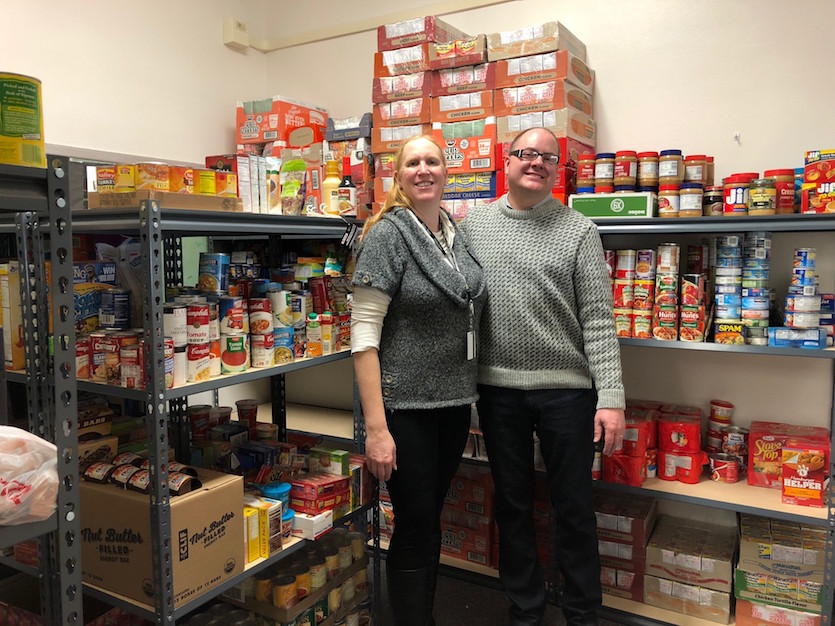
[256,402,354,441]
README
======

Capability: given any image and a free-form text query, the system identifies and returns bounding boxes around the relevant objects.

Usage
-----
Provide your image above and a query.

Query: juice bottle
[321,160,341,216]
[320,311,333,356]
[306,312,322,358]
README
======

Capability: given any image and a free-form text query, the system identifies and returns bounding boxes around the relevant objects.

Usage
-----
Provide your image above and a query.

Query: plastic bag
[0,426,58,525]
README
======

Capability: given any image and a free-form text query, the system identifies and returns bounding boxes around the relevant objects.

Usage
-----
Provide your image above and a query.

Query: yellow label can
[0,72,46,168]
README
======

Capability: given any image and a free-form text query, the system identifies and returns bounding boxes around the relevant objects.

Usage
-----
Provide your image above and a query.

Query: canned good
[794,248,816,269]
[218,296,244,334]
[105,331,139,384]
[197,252,230,292]
[632,310,652,339]
[656,244,680,274]
[251,333,275,368]
[164,304,188,347]
[187,342,211,382]
[0,73,45,168]
[615,249,636,280]
[99,288,131,329]
[721,426,749,476]
[209,338,221,377]
[120,344,144,389]
[208,302,220,341]
[635,249,656,279]
[221,335,250,373]
[76,337,91,380]
[645,448,657,479]
[708,453,739,483]
[248,298,274,335]
[785,294,821,312]
[164,338,175,389]
[632,280,654,310]
[791,268,817,286]
[613,280,634,309]
[187,304,211,344]
[710,400,734,422]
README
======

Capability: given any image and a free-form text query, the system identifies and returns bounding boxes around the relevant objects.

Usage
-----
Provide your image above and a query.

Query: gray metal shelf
[618,337,835,358]
[593,213,835,234]
[0,164,48,213]
[0,514,58,551]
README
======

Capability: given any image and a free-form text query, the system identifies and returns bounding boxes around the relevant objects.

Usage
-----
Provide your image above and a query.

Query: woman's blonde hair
[360,134,447,240]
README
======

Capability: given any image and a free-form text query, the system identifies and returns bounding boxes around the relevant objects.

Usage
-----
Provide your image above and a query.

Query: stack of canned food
[741,232,772,346]
[704,400,748,484]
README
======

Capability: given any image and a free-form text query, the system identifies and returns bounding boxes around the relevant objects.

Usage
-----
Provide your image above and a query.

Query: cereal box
[782,444,828,507]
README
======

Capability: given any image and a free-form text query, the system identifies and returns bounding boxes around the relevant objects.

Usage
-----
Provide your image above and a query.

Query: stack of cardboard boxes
[594,493,657,603]
[643,516,737,624]
[440,463,495,568]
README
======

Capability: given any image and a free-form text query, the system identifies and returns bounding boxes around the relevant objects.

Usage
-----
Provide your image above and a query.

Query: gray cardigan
[352,207,486,410]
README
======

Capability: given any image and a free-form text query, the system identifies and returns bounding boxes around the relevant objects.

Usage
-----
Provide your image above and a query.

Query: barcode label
[21,144,43,166]
[470,158,491,169]
[263,131,278,140]
[222,584,246,602]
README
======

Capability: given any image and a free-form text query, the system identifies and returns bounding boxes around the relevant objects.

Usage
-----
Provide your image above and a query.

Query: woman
[351,135,486,625]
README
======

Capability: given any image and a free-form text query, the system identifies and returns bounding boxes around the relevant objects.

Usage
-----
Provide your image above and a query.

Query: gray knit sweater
[460,195,625,410]
[352,207,486,410]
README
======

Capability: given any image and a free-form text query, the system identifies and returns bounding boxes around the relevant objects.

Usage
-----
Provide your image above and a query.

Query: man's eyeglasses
[509,148,560,166]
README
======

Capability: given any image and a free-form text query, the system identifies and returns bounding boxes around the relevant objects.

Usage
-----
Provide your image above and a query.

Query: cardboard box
[349,453,372,509]
[325,113,372,141]
[308,447,351,476]
[206,153,253,213]
[601,567,644,602]
[257,498,283,559]
[486,21,587,62]
[290,472,351,498]
[432,118,497,174]
[494,80,593,117]
[738,515,826,583]
[735,598,821,626]
[0,263,23,371]
[734,567,824,613]
[429,35,488,70]
[431,63,496,96]
[444,472,495,516]
[444,172,497,200]
[87,189,242,212]
[236,95,328,145]
[373,97,431,128]
[643,574,732,624]
[569,192,657,219]
[78,435,119,471]
[496,109,595,145]
[495,49,595,94]
[440,520,492,567]
[371,123,433,154]
[598,538,646,564]
[289,488,350,515]
[291,509,333,540]
[372,72,433,103]
[377,16,467,52]
[645,516,736,593]
[430,90,494,123]
[748,421,831,489]
[374,44,431,78]
[80,468,244,608]
[594,493,658,547]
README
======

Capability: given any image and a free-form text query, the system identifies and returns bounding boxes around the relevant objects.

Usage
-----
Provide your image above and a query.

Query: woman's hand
[365,427,397,482]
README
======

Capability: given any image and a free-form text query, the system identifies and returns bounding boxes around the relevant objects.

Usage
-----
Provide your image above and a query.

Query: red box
[374,44,431,77]
[372,72,433,103]
[429,35,488,70]
[288,488,350,515]
[433,119,496,173]
[493,80,593,117]
[289,472,351,498]
[374,152,396,177]
[494,49,595,94]
[445,474,494,516]
[236,96,328,145]
[371,124,433,154]
[377,16,467,52]
[373,97,431,128]
[748,421,830,489]
[431,63,496,96]
[735,599,821,626]
[782,444,828,507]
[430,90,494,123]
[440,520,492,567]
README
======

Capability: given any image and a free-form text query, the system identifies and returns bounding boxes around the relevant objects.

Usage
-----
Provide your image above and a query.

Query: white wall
[3,0,268,163]
[265,0,835,178]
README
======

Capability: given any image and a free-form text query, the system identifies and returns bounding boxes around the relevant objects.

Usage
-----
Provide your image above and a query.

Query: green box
[308,446,351,476]
[734,567,823,613]
[568,192,657,218]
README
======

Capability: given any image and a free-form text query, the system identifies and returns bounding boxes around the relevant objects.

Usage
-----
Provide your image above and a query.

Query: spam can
[0,73,45,168]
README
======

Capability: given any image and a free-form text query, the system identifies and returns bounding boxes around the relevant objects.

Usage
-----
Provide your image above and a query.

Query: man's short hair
[510,127,561,156]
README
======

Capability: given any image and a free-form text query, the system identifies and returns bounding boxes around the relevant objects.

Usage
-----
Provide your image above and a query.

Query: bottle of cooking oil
[321,159,341,216]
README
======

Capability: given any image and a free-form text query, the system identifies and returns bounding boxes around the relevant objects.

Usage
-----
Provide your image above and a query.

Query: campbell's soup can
[221,335,250,374]
[208,302,220,341]
[209,339,221,377]
[76,337,91,380]
[615,249,636,280]
[248,298,274,335]
[219,296,244,334]
[187,342,211,382]
[251,333,275,368]
[187,304,210,344]
[636,249,656,279]
[121,344,144,389]
[709,453,738,483]
[164,337,175,389]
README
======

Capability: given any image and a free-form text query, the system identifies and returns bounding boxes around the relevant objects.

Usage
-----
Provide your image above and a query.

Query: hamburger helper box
[429,34,488,70]
[493,79,594,117]
[496,109,596,146]
[377,16,467,52]
[494,49,595,94]
[236,95,328,145]
[432,117,497,174]
[486,21,587,62]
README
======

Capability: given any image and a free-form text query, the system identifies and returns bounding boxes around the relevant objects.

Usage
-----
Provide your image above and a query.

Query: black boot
[387,565,433,626]
[427,534,441,626]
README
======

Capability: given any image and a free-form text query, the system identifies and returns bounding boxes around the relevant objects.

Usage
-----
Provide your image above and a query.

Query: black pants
[477,385,601,626]
[384,405,471,570]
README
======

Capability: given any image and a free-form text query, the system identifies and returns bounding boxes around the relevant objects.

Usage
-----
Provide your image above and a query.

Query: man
[460,127,625,626]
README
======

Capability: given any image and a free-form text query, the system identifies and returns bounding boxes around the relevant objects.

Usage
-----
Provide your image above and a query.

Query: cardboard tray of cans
[88,190,243,212]
[222,553,368,623]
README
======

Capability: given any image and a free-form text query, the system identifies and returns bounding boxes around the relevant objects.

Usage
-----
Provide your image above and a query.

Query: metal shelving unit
[594,214,835,626]
[70,203,371,624]
[0,160,80,624]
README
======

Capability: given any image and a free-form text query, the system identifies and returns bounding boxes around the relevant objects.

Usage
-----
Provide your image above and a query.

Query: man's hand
[594,408,626,456]
[365,427,397,482]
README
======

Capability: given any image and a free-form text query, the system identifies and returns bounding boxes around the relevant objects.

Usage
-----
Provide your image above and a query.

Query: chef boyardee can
[99,288,131,329]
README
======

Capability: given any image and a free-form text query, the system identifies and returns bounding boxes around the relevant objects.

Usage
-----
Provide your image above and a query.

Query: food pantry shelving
[0,160,80,624]
[57,201,372,624]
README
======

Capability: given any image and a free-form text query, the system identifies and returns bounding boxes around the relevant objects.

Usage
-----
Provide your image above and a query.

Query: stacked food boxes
[733,515,826,626]
[644,516,737,624]
[233,95,329,214]
[488,21,596,204]
[325,113,375,218]
[440,463,494,568]
[372,17,468,215]
[594,493,657,602]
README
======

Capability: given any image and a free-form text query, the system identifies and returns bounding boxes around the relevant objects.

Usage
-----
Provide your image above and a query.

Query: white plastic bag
[0,426,58,525]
